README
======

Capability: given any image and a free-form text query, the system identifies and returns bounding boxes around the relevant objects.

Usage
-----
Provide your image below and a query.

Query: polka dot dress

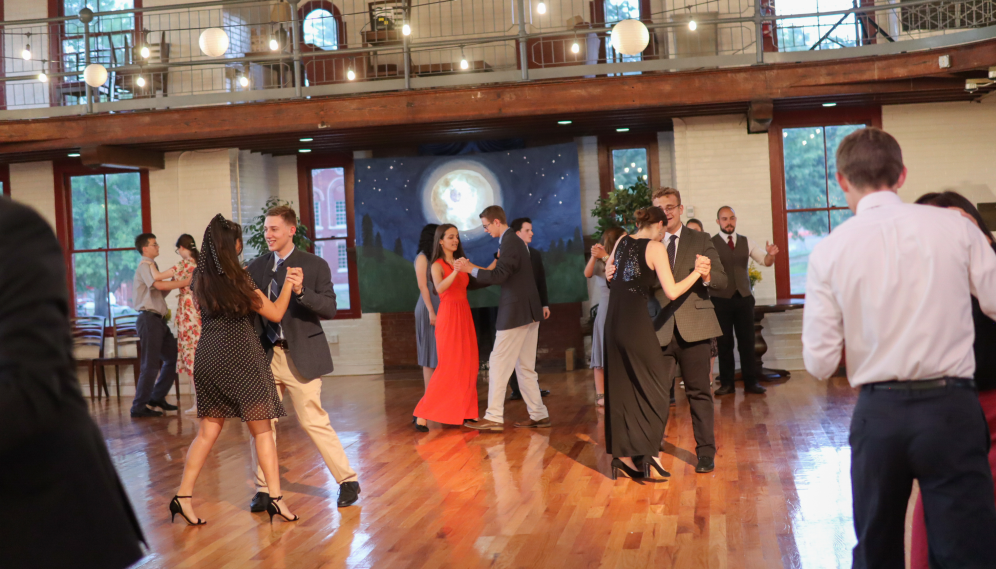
[193,277,286,422]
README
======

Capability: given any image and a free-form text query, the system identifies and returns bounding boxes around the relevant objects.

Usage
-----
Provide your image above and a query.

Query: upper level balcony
[0,0,993,123]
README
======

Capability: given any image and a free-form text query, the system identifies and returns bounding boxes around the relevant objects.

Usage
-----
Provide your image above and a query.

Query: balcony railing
[0,0,993,119]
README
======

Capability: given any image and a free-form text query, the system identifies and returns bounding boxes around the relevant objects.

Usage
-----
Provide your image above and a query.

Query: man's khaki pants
[250,346,357,491]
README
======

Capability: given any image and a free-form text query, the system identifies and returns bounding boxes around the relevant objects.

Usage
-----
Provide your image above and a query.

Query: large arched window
[299,1,344,50]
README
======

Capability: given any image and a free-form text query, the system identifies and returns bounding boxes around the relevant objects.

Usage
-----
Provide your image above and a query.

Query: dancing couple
[170,206,360,527]
[412,205,550,431]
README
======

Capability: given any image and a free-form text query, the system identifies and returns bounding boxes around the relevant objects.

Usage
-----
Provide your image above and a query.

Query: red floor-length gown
[414,259,479,425]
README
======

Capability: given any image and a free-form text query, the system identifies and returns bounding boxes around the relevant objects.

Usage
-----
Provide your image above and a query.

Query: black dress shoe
[149,399,178,411]
[509,392,523,400]
[540,389,550,397]
[669,396,676,406]
[130,406,164,418]
[695,456,715,473]
[337,481,361,507]
[744,384,767,395]
[714,384,736,396]
[250,492,271,513]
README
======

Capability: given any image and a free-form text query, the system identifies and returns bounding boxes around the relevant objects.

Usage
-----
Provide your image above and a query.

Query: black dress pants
[662,328,715,459]
[131,311,178,413]
[850,383,996,569]
[713,293,758,388]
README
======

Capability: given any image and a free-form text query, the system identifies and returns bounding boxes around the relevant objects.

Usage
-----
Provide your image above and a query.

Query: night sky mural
[354,142,588,313]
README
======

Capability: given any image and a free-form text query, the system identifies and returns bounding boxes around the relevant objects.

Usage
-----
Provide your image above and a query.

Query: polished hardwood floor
[90,370,866,569]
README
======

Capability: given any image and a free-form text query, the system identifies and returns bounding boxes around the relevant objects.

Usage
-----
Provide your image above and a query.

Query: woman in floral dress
[172,234,202,414]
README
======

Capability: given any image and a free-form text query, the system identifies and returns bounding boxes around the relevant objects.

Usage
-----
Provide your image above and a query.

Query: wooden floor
[91,370,865,569]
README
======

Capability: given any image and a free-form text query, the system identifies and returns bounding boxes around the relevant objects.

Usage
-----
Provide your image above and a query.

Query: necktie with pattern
[266,257,285,344]
[667,235,677,270]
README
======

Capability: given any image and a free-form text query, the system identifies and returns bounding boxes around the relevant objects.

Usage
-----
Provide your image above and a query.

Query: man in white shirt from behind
[802,127,996,569]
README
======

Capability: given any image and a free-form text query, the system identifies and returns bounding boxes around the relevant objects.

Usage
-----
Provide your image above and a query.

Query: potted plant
[243,197,313,262]
[590,180,652,241]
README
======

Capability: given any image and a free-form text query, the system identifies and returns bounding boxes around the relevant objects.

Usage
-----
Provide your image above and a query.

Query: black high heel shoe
[412,416,429,432]
[610,458,647,480]
[266,496,300,524]
[169,495,206,525]
[642,457,671,479]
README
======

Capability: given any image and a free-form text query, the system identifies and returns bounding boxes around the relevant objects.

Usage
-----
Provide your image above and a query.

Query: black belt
[139,310,166,319]
[273,339,290,351]
[863,378,976,392]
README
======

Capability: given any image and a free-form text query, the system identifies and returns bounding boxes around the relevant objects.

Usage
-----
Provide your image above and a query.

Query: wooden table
[736,298,805,381]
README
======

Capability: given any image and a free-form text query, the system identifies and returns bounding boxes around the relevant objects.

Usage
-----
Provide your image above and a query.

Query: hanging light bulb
[140,45,151,58]
[688,20,698,31]
[38,72,48,83]
[136,75,146,87]
[239,75,249,87]
[22,44,31,60]
[537,1,547,14]
[571,40,580,54]
[402,23,411,36]
[269,37,279,51]
[459,47,469,70]
[347,68,356,81]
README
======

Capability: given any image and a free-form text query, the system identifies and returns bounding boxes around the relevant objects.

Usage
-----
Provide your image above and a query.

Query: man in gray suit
[650,187,727,473]
[245,205,360,510]
[456,205,550,431]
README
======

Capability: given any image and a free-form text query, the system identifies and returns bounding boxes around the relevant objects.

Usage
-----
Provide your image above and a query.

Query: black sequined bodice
[612,237,655,298]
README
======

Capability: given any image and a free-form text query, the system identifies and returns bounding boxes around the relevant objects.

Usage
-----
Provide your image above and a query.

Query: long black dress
[604,236,676,458]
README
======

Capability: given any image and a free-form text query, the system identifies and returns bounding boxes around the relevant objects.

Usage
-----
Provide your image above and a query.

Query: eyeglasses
[661,205,681,213]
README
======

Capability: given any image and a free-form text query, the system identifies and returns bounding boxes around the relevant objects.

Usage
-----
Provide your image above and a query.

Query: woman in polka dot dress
[170,214,302,526]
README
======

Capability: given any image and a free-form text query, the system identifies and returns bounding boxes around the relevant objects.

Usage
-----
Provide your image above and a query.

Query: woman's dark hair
[685,218,704,232]
[417,224,439,257]
[430,224,466,266]
[601,226,627,255]
[193,215,260,318]
[634,206,666,230]
[915,191,993,244]
[176,234,200,263]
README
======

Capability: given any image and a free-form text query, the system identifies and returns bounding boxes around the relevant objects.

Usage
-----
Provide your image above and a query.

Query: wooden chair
[72,323,106,399]
[98,314,141,399]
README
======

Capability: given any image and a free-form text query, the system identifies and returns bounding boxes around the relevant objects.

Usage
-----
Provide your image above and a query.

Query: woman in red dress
[413,224,481,430]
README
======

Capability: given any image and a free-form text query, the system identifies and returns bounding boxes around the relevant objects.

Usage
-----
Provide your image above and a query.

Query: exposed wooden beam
[0,38,992,158]
[79,145,166,170]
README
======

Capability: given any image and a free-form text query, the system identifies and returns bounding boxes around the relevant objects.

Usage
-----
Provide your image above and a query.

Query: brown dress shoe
[464,419,504,431]
[514,417,551,428]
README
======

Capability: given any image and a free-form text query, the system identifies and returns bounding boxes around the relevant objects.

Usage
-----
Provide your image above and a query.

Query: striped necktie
[667,235,677,270]
[266,257,285,344]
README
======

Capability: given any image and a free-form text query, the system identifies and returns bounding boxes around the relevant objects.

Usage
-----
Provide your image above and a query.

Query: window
[604,0,642,71]
[60,0,138,104]
[303,7,339,50]
[299,153,360,317]
[598,133,659,197]
[56,167,150,324]
[612,148,649,190]
[770,108,880,298]
[0,165,9,197]
[776,0,861,51]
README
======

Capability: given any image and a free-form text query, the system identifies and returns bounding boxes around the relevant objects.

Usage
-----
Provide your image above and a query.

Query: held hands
[591,244,607,261]
[694,255,711,278]
[453,258,473,274]
[284,267,304,294]
[765,241,780,256]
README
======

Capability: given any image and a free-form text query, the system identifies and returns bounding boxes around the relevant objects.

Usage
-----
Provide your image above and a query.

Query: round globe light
[83,63,108,87]
[198,27,230,58]
[571,41,580,54]
[610,19,650,56]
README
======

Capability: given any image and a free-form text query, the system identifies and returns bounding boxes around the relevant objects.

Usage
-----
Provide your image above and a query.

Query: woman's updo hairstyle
[634,206,666,230]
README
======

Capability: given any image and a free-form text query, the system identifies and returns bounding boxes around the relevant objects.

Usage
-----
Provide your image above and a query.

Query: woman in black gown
[170,215,303,525]
[603,206,711,480]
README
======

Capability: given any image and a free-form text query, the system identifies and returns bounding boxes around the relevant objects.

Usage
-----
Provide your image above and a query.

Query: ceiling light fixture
[140,45,151,59]
[402,23,412,36]
[68,152,80,157]
[537,2,547,14]
[822,102,837,107]
[136,75,146,87]
[689,20,698,31]
[299,149,312,153]
[22,34,32,60]
[269,37,280,51]
[300,137,314,142]
[557,120,572,125]
[460,47,469,70]
[239,75,249,87]
[38,72,48,83]
[616,127,629,132]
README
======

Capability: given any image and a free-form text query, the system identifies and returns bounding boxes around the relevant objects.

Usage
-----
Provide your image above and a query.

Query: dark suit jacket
[248,249,338,380]
[529,246,549,307]
[474,229,543,331]
[650,225,728,344]
[0,198,144,569]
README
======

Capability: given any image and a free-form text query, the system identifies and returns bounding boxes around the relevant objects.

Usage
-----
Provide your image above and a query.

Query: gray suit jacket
[248,249,338,379]
[650,226,727,345]
[473,229,543,331]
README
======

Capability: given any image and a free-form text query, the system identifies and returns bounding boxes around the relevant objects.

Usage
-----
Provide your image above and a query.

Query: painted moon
[427,169,496,231]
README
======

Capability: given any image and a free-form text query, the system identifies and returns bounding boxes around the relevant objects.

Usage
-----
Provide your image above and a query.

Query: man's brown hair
[479,205,506,225]
[652,187,681,205]
[266,205,298,227]
[835,127,904,190]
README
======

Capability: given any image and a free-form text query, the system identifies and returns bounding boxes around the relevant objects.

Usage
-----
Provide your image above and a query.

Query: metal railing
[0,0,992,118]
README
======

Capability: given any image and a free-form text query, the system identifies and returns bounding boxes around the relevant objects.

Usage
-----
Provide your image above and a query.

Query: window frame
[52,160,152,325]
[297,151,361,319]
[768,106,882,299]
[0,164,10,197]
[298,0,346,51]
[597,132,660,198]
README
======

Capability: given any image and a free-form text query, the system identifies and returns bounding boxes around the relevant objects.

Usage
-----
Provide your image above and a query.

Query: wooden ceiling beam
[79,145,165,170]
[0,39,992,157]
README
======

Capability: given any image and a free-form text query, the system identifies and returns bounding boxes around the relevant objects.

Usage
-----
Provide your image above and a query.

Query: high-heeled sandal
[266,496,300,524]
[169,495,206,525]
[610,458,647,480]
[412,416,429,432]
[642,457,671,479]
[595,393,605,407]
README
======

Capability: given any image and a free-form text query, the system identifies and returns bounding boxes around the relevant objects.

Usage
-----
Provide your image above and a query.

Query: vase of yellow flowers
[748,261,762,291]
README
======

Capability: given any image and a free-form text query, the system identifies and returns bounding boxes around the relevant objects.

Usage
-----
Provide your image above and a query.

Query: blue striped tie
[266,258,285,344]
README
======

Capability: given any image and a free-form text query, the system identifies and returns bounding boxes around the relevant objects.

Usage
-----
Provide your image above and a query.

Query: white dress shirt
[718,231,769,265]
[269,249,294,339]
[802,191,996,386]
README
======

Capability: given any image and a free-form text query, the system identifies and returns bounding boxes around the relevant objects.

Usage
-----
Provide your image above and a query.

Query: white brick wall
[276,155,300,206]
[673,114,777,302]
[883,101,996,207]
[9,161,55,229]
